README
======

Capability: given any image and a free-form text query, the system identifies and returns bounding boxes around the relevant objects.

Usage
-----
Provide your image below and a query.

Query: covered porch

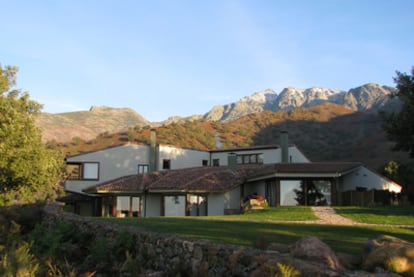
[243,162,363,206]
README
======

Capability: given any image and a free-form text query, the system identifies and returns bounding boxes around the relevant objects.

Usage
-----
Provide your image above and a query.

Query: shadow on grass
[335,206,414,225]
[100,216,414,255]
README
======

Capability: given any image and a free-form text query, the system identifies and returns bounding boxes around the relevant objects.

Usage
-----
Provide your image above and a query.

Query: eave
[247,172,343,182]
[89,190,144,194]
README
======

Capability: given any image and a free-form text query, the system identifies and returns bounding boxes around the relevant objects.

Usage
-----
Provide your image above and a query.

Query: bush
[0,241,39,277]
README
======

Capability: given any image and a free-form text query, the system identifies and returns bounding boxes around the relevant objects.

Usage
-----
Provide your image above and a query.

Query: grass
[219,206,318,221]
[334,206,414,225]
[97,206,414,255]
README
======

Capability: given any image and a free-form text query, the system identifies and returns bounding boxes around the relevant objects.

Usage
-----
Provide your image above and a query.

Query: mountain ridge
[48,102,408,171]
[36,83,400,142]
[203,83,398,121]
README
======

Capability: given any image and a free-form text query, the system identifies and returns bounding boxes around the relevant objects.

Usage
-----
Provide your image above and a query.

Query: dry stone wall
[42,203,395,277]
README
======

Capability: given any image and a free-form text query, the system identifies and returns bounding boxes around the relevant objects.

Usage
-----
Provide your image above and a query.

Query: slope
[50,103,407,171]
[37,106,149,142]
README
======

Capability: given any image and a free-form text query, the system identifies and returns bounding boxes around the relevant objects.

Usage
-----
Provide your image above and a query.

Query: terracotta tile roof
[84,166,245,194]
[83,175,144,193]
[83,162,363,194]
[57,192,98,203]
[147,166,243,192]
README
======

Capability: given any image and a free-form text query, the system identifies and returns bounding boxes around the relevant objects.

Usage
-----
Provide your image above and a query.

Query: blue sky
[2,0,413,121]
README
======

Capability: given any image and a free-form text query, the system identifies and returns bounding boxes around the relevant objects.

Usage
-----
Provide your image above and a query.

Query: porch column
[331,178,338,206]
[303,179,308,206]
[185,194,191,216]
[128,196,133,217]
[142,192,147,217]
[112,197,117,217]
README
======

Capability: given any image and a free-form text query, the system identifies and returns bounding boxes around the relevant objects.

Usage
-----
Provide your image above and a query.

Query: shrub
[0,241,39,277]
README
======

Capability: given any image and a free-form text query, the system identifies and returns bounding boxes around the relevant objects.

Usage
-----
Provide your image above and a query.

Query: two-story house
[63,131,401,217]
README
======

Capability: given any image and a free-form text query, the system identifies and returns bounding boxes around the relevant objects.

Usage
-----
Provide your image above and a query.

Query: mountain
[203,83,399,121]
[50,103,408,171]
[37,106,149,142]
[36,83,400,142]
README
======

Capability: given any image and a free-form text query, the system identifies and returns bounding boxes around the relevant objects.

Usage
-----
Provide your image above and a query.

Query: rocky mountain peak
[37,82,400,142]
[203,83,399,121]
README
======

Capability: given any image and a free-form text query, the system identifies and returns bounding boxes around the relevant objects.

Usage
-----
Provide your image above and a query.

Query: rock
[337,252,361,270]
[362,235,414,276]
[267,242,291,253]
[292,236,343,270]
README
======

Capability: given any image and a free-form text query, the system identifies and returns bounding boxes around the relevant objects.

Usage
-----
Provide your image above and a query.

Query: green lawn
[334,206,414,225]
[97,206,414,255]
[218,206,318,221]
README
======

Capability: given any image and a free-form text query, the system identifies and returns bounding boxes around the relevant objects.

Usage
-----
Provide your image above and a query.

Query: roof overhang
[88,190,144,194]
[247,172,342,182]
[246,163,362,182]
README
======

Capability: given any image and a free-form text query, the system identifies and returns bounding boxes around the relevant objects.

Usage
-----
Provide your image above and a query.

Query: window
[67,163,81,180]
[202,160,208,166]
[162,159,171,170]
[213,159,220,167]
[188,194,207,216]
[236,153,263,164]
[138,164,149,174]
[66,162,99,180]
[83,162,99,179]
[116,196,141,217]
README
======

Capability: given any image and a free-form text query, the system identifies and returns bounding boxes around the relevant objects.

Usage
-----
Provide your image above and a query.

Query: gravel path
[311,206,358,225]
[311,206,414,228]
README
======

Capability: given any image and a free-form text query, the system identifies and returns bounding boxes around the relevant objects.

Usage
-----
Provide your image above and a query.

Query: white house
[62,131,401,217]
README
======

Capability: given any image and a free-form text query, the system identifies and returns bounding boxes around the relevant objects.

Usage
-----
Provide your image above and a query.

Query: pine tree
[381,67,414,157]
[294,180,327,206]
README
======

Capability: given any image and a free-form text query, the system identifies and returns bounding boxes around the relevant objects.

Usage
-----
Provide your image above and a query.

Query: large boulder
[362,235,414,276]
[291,236,343,270]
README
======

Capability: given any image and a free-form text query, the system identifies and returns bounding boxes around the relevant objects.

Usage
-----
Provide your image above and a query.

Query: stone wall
[42,203,380,277]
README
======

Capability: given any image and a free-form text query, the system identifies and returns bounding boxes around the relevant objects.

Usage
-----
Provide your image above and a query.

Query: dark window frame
[212,159,220,167]
[162,159,171,170]
[66,162,100,181]
[138,164,149,174]
[237,153,264,164]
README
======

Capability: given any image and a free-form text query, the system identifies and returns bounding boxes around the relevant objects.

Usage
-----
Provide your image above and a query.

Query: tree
[381,67,414,157]
[294,180,327,206]
[0,65,65,205]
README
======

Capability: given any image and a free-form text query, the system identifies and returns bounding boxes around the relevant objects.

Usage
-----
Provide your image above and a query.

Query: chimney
[149,129,157,172]
[228,152,237,172]
[280,131,289,163]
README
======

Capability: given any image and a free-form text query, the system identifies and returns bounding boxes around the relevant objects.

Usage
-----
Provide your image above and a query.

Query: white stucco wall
[208,193,225,216]
[158,145,210,169]
[164,196,186,216]
[341,167,401,193]
[210,146,309,166]
[287,147,310,163]
[144,194,162,217]
[224,188,241,209]
[65,144,150,193]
